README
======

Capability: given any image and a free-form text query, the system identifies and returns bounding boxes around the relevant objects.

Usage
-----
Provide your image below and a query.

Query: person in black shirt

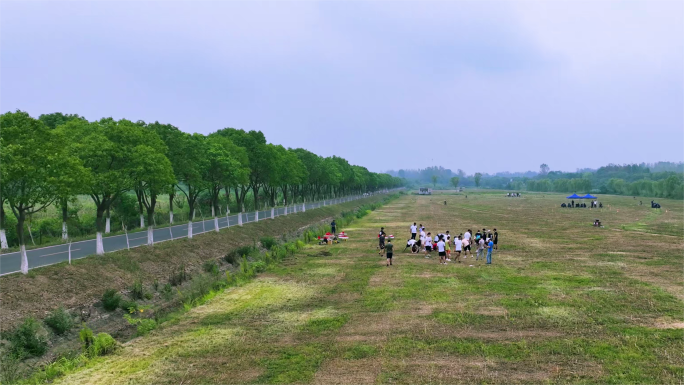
[493,229,498,250]
[378,227,386,255]
[330,220,336,235]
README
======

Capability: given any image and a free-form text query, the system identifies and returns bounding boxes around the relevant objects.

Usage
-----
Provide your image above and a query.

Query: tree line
[0,111,404,273]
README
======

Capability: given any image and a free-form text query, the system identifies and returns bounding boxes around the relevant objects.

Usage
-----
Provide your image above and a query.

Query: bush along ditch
[6,192,403,384]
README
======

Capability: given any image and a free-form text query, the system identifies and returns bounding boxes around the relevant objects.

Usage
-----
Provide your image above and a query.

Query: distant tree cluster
[0,110,404,273]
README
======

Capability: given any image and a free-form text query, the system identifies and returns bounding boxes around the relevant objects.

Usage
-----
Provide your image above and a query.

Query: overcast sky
[2,1,682,174]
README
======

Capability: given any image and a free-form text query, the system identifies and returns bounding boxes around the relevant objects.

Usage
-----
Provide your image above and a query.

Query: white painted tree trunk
[105,217,111,233]
[284,206,288,215]
[96,232,104,255]
[214,217,219,232]
[271,208,275,219]
[62,221,68,240]
[140,214,144,228]
[1,229,8,249]
[68,242,72,264]
[188,221,193,239]
[302,202,306,212]
[169,211,174,224]
[255,210,259,222]
[20,245,28,274]
[238,212,243,226]
[147,226,154,245]
[294,203,297,214]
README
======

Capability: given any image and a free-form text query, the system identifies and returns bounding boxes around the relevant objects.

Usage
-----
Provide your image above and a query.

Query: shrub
[0,352,23,384]
[225,245,255,265]
[260,236,278,250]
[119,300,139,313]
[91,333,116,356]
[130,279,144,300]
[123,314,157,336]
[44,307,74,335]
[252,261,267,273]
[79,324,94,353]
[203,260,219,275]
[101,289,121,311]
[161,283,174,300]
[152,279,159,291]
[5,318,49,358]
[169,264,188,286]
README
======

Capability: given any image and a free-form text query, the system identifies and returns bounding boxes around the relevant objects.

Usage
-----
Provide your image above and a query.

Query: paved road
[0,196,368,275]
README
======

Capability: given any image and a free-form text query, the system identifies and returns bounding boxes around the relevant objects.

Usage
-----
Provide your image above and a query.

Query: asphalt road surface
[0,196,366,275]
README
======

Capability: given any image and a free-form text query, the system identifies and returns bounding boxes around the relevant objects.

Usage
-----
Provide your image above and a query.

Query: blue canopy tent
[582,194,597,199]
[566,194,581,199]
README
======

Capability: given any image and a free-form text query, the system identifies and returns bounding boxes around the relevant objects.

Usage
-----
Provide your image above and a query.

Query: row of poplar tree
[1,111,404,272]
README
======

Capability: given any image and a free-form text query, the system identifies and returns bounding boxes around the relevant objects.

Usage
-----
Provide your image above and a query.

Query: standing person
[486,237,494,265]
[462,237,471,259]
[464,229,472,244]
[424,232,433,258]
[445,235,451,261]
[384,239,394,266]
[493,229,498,250]
[476,237,485,261]
[437,236,446,264]
[419,226,426,240]
[330,220,337,235]
[474,229,482,244]
[378,227,386,255]
[410,222,417,239]
[454,235,462,262]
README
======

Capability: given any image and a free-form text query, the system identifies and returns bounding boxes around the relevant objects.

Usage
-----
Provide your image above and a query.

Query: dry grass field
[53,191,684,384]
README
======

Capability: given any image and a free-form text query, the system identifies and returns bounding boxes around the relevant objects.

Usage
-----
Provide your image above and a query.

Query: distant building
[419,187,432,195]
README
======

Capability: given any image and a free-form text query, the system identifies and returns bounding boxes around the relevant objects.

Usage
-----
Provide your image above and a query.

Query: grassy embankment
[0,193,390,330]
[17,192,684,384]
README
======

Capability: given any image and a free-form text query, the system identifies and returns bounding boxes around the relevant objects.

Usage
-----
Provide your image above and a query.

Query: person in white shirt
[423,232,433,258]
[405,238,419,253]
[454,235,462,262]
[410,223,417,239]
[437,236,446,264]
[464,230,472,243]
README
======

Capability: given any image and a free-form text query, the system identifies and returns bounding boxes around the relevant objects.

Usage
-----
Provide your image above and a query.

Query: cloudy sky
[2,1,682,174]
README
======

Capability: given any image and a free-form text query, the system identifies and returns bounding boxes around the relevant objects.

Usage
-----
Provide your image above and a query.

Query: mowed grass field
[55,192,683,384]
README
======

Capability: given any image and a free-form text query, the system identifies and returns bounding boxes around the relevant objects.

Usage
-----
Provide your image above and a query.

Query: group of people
[377,223,498,267]
[561,200,601,208]
[506,193,521,197]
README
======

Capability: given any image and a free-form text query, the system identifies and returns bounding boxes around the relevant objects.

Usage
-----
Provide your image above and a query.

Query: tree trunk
[0,203,8,249]
[105,207,111,233]
[169,193,175,224]
[212,190,220,232]
[146,199,156,246]
[136,188,145,227]
[61,198,68,240]
[96,207,105,255]
[224,187,231,214]
[187,197,195,238]
[16,210,28,274]
[252,185,260,212]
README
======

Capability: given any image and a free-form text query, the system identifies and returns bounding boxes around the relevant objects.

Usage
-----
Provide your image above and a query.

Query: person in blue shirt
[486,238,494,265]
